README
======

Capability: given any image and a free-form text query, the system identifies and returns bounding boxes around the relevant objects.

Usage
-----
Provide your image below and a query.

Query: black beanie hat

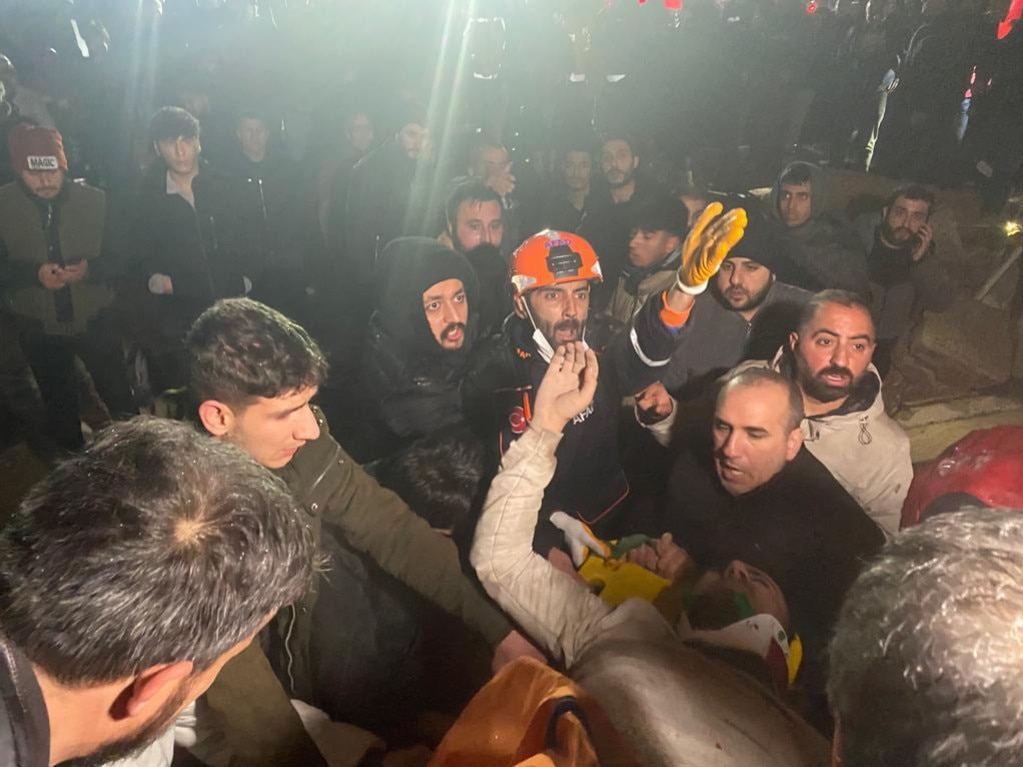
[724,211,787,275]
[372,237,480,352]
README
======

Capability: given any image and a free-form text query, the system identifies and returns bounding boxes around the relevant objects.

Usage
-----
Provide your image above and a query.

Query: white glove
[550,511,611,567]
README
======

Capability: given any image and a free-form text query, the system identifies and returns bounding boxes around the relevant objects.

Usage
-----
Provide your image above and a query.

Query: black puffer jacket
[355,237,480,463]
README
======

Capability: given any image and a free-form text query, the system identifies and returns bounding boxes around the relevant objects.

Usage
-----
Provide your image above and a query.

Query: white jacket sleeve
[470,425,615,668]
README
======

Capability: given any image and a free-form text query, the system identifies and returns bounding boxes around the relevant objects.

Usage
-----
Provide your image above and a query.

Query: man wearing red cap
[0,122,135,449]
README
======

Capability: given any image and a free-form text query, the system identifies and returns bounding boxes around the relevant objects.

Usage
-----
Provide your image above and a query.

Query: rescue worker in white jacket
[471,345,831,766]
[732,289,912,537]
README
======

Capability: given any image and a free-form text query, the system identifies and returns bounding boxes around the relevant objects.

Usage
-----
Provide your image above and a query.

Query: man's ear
[789,331,799,353]
[785,425,804,462]
[122,661,193,719]
[513,294,528,320]
[667,234,682,254]
[198,399,236,438]
[631,155,639,171]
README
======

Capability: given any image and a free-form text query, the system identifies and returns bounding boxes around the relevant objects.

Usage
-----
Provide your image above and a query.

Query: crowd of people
[1,0,1022,766]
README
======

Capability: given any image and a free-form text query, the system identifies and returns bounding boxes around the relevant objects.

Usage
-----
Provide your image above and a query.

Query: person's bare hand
[911,223,933,261]
[37,263,66,290]
[625,543,660,572]
[653,533,694,582]
[491,630,545,675]
[485,163,516,198]
[60,260,89,284]
[531,342,599,435]
[636,381,674,424]
[625,533,694,582]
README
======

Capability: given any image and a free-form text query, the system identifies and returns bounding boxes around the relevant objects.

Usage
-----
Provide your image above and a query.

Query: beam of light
[404,0,475,240]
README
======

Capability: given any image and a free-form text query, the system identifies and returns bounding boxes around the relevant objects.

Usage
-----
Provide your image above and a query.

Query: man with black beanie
[354,236,480,462]
[659,211,810,401]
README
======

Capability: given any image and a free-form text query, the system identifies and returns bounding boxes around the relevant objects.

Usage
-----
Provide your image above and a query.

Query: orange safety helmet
[509,229,603,298]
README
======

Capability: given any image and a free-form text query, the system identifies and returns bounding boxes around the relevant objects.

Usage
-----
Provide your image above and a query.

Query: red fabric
[7,122,67,172]
[901,426,1023,528]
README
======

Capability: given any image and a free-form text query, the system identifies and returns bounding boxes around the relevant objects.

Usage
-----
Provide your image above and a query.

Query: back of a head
[186,298,328,408]
[0,417,313,686]
[829,507,1023,767]
[372,428,486,533]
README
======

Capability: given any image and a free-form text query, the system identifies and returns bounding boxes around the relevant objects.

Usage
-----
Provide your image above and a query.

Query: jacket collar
[770,346,883,417]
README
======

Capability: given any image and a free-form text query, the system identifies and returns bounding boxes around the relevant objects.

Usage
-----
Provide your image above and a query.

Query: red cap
[8,122,67,173]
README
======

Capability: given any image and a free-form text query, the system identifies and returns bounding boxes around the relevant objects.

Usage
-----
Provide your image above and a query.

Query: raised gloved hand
[676,202,748,295]
[550,511,611,567]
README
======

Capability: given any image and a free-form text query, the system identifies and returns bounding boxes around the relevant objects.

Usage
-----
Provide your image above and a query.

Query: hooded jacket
[357,238,480,462]
[735,348,912,537]
[769,163,870,298]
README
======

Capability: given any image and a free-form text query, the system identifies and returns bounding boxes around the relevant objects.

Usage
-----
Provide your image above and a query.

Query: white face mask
[522,298,588,364]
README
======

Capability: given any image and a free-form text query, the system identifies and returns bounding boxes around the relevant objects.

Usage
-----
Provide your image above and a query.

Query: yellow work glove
[676,202,748,295]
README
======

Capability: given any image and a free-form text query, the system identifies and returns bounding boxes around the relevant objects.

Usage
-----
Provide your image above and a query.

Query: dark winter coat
[665,444,884,692]
[0,637,48,767]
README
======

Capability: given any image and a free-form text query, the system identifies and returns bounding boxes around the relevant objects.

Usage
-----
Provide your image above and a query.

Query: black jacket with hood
[356,237,480,463]
[770,162,870,298]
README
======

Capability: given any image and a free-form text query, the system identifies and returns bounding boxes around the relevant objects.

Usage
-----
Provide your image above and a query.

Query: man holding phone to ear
[854,183,953,376]
[0,122,135,449]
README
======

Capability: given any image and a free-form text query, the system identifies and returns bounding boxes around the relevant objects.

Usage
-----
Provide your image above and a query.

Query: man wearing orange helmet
[464,204,747,552]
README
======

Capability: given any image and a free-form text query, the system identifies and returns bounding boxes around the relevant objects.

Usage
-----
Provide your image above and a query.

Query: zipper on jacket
[283,604,297,694]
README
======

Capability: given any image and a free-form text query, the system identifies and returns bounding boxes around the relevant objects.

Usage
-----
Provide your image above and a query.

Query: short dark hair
[779,163,814,187]
[796,289,874,337]
[630,194,688,239]
[719,367,804,432]
[236,108,270,128]
[601,132,637,156]
[150,106,200,144]
[445,180,502,232]
[186,298,328,407]
[885,183,935,216]
[829,507,1023,767]
[0,417,313,685]
[372,429,486,532]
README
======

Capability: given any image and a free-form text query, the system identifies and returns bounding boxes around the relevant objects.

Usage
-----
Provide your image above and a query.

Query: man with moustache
[465,203,748,551]
[440,180,510,338]
[0,122,135,449]
[853,184,953,375]
[658,212,810,401]
[733,290,913,538]
[356,237,480,462]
